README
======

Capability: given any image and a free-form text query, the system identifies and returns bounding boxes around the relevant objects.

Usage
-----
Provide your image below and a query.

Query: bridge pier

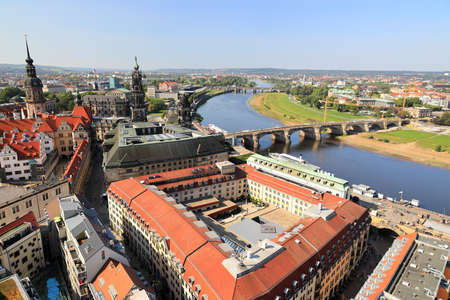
[304,127,321,140]
[271,131,291,144]
[252,134,260,149]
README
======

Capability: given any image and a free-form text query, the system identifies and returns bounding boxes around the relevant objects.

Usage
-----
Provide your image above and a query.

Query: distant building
[108,77,121,89]
[129,57,147,122]
[0,212,45,279]
[406,107,433,118]
[82,95,129,117]
[158,81,178,92]
[106,88,130,100]
[56,195,129,300]
[357,98,395,108]
[102,122,229,182]
[355,233,450,300]
[90,259,155,300]
[43,84,66,94]
[146,86,156,98]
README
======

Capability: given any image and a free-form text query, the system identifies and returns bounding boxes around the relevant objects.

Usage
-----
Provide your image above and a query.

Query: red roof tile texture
[108,164,369,299]
[64,139,88,183]
[0,211,39,237]
[92,259,153,300]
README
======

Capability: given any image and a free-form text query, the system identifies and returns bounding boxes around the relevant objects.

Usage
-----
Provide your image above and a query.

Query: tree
[146,97,167,113]
[123,82,130,90]
[0,87,25,103]
[56,92,75,111]
[434,112,450,126]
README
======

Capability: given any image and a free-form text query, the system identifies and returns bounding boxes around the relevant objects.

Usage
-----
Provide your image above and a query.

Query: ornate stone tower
[177,94,192,128]
[129,57,147,122]
[24,36,46,119]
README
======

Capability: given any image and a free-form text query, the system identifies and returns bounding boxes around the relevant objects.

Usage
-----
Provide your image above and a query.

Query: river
[198,81,450,214]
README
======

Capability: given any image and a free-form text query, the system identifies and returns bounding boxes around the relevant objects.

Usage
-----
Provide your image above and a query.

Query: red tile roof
[108,166,369,299]
[64,139,89,184]
[0,141,41,160]
[358,232,417,300]
[92,259,153,300]
[0,211,39,236]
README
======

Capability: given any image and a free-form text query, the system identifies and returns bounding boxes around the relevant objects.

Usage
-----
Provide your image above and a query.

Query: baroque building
[23,37,46,119]
[129,57,147,122]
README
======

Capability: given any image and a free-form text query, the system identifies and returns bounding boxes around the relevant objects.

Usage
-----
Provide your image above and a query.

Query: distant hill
[0,64,446,77]
[0,64,127,74]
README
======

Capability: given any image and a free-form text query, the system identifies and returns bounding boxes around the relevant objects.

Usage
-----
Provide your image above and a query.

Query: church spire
[25,34,33,65]
[134,56,139,70]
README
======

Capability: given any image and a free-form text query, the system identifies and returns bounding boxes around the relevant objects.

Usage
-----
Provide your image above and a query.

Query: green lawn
[250,92,369,123]
[373,130,436,143]
[206,89,225,95]
[373,129,450,153]
[417,135,450,152]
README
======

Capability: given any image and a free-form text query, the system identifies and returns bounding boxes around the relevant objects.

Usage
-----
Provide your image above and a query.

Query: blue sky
[2,0,450,71]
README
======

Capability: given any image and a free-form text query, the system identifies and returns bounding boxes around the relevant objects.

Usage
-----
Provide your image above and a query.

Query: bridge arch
[345,124,365,134]
[368,123,383,131]
[386,122,398,129]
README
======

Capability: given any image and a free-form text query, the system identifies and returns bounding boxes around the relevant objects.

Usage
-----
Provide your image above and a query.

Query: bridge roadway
[224,118,410,149]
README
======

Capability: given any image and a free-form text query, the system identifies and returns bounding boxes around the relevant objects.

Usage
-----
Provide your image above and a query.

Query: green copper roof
[248,153,348,189]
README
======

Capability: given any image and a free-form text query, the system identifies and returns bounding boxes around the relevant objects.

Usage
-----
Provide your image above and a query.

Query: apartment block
[55,195,129,300]
[107,162,369,300]
[0,212,45,279]
[355,233,450,300]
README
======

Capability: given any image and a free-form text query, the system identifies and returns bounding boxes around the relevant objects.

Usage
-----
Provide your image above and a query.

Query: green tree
[434,112,450,126]
[146,97,167,113]
[56,92,75,111]
[0,87,25,103]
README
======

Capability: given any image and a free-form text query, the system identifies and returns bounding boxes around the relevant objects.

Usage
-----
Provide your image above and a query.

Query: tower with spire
[129,57,147,122]
[23,35,46,119]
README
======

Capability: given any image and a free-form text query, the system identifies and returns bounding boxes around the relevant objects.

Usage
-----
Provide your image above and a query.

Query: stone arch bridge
[225,118,409,149]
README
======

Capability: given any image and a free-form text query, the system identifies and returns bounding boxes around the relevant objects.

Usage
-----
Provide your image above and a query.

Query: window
[108,285,118,299]
[56,188,61,195]
[14,171,21,174]
[26,200,32,208]
[42,193,49,201]
[12,206,20,214]
[0,211,5,219]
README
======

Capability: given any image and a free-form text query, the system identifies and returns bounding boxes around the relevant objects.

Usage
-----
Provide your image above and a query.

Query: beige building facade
[0,180,70,227]
[0,212,45,279]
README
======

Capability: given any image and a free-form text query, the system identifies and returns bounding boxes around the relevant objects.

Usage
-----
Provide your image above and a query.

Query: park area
[340,129,450,169]
[372,129,450,153]
[249,92,369,124]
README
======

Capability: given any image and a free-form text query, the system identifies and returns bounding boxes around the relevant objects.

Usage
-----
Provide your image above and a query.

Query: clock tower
[24,36,46,119]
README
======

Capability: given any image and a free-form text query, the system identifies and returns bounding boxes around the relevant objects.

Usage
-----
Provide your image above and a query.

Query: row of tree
[0,87,25,103]
[288,85,329,109]
[0,87,77,112]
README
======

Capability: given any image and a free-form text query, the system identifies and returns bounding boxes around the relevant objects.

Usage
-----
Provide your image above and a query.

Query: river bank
[249,92,369,124]
[249,93,450,169]
[337,133,450,169]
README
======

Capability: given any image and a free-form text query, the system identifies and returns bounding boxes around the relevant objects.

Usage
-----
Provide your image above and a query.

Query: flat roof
[390,236,450,299]
[0,274,29,300]
[228,217,285,244]
[185,197,220,209]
